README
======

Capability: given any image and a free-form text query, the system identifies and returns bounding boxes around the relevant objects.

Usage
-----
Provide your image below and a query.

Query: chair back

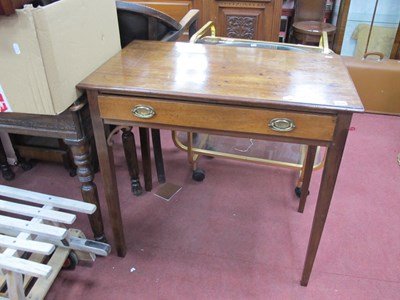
[293,0,326,23]
[32,0,59,5]
[116,1,182,48]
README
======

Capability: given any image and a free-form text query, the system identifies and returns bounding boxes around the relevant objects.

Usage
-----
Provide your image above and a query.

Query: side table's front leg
[301,113,353,286]
[87,89,126,257]
[64,137,106,243]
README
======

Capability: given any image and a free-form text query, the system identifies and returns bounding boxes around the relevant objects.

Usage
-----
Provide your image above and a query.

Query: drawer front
[99,95,337,141]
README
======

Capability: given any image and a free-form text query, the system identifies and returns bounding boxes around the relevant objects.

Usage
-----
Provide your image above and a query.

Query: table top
[293,21,337,34]
[79,41,363,113]
[0,99,89,140]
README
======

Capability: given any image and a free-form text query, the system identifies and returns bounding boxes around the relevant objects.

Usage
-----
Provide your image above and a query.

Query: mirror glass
[339,0,400,58]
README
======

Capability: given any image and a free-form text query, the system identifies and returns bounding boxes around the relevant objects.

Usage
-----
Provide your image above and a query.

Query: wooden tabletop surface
[79,41,364,113]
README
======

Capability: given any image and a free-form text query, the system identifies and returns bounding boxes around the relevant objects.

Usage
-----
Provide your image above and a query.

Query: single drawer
[99,95,337,141]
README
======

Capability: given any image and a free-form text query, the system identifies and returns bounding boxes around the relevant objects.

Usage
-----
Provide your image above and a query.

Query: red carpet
[1,112,399,299]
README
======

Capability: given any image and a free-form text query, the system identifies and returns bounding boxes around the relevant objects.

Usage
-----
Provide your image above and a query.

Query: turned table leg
[64,137,106,242]
[121,127,143,196]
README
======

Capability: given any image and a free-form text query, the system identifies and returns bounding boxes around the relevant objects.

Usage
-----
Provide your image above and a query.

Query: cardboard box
[0,0,121,115]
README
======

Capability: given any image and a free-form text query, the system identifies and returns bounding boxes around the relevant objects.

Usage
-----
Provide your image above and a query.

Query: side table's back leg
[139,127,152,191]
[151,128,166,184]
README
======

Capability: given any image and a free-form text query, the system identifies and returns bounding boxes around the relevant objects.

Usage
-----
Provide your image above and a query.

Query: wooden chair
[291,0,336,47]
[117,1,199,47]
[114,1,199,195]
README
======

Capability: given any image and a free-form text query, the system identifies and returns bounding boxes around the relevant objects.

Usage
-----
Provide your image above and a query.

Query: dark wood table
[0,98,106,242]
[78,40,364,286]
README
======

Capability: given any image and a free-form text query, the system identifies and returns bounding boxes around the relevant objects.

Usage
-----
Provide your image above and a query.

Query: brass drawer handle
[268,118,296,132]
[132,105,156,119]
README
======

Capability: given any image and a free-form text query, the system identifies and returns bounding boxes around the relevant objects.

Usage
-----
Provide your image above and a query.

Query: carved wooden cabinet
[208,0,283,41]
[124,0,283,41]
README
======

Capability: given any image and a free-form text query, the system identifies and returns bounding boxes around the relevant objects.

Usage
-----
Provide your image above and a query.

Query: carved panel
[218,2,265,8]
[226,15,257,39]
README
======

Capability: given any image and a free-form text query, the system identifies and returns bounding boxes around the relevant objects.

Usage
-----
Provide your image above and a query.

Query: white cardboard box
[0,0,121,115]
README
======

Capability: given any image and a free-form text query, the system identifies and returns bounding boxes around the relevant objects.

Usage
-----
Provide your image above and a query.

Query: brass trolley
[172,22,331,196]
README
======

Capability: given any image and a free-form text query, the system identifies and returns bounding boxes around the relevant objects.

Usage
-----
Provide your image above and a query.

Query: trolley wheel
[192,168,205,182]
[63,251,79,270]
[294,187,310,198]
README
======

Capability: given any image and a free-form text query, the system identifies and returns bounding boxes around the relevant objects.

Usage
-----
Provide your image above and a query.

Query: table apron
[99,95,337,143]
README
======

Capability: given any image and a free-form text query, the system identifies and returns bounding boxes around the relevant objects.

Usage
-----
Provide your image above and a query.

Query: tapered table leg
[87,90,126,256]
[301,113,352,286]
[139,127,152,191]
[151,129,166,184]
[297,145,317,213]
